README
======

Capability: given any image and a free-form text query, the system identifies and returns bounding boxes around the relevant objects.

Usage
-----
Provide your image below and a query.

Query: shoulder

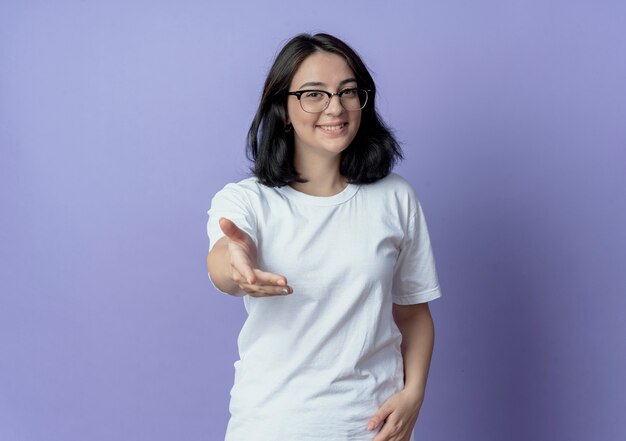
[377,172,417,192]
[363,172,421,210]
[211,175,277,209]
[357,172,426,225]
[213,176,265,198]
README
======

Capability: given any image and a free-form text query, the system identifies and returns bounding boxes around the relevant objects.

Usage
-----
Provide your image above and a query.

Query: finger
[252,268,289,287]
[239,282,293,296]
[230,266,249,286]
[231,259,257,285]
[367,404,392,432]
[219,217,251,243]
[239,282,292,297]
[371,423,394,441]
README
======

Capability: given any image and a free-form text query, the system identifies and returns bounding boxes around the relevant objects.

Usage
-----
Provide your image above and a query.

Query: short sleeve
[391,200,442,305]
[206,182,258,254]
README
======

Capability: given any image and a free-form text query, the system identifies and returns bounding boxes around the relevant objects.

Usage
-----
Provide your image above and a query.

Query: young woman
[206,33,442,441]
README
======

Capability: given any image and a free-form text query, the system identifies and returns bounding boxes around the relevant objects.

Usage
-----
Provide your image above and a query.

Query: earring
[284,123,292,133]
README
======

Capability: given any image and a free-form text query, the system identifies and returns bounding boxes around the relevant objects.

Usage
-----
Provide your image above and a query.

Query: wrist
[403,383,425,406]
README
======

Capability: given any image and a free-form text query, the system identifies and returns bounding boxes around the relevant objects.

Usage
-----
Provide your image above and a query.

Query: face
[286,51,362,160]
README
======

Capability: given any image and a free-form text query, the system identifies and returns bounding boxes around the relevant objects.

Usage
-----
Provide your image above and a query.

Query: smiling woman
[246,33,402,191]
[206,33,442,441]
[286,51,363,170]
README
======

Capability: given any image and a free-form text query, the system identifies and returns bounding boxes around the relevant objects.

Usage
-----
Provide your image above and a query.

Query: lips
[316,122,348,133]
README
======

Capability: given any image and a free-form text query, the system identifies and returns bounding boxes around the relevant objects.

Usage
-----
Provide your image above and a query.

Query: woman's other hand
[366,388,423,441]
[218,217,293,297]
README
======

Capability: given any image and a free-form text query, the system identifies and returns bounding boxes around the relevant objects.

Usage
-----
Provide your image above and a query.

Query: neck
[290,152,347,197]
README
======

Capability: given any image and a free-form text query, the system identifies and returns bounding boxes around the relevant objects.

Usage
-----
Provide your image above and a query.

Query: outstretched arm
[207,217,294,297]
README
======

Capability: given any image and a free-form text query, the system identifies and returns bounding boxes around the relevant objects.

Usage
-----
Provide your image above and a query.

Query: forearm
[207,238,245,296]
[393,303,436,402]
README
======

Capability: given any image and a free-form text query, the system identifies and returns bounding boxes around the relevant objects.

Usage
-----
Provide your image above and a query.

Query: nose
[324,94,344,116]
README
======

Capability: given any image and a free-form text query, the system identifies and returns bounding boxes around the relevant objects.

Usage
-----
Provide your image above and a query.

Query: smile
[317,123,347,132]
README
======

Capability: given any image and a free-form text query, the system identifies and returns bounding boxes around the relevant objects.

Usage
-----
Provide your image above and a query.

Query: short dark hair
[246,33,404,186]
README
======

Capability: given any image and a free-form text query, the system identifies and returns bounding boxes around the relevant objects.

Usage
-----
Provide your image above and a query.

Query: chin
[320,140,353,154]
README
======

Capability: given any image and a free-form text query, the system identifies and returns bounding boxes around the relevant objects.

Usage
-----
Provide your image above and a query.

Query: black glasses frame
[287,88,371,113]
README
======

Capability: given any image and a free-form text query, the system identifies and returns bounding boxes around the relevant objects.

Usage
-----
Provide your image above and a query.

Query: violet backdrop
[1,1,625,440]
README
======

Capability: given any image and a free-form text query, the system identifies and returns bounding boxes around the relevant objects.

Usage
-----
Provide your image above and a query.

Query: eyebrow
[298,78,358,89]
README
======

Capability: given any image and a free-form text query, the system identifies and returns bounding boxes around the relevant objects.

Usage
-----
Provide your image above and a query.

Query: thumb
[367,402,392,432]
[232,264,256,286]
[219,218,257,285]
[219,217,251,243]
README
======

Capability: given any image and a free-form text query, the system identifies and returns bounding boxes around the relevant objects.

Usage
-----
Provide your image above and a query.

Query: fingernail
[280,288,289,295]
[367,422,374,431]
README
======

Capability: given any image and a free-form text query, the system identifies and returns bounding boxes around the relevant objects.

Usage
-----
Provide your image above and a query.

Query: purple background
[1,1,625,440]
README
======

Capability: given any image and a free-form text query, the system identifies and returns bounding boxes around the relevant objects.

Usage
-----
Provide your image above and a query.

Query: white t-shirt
[207,172,442,441]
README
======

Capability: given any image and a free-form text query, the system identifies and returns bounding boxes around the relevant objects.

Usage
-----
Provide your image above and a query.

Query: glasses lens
[340,89,368,111]
[300,91,329,113]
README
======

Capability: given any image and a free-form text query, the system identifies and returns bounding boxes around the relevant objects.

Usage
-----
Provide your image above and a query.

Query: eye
[341,88,358,97]
[303,91,324,100]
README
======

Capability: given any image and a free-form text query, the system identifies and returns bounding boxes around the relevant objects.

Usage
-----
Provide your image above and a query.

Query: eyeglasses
[287,88,370,113]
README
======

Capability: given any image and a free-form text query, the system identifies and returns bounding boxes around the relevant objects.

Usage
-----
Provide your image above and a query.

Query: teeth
[319,124,345,131]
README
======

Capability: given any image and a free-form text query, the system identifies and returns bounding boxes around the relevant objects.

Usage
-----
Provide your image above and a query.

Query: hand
[219,217,293,297]
[367,389,423,441]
